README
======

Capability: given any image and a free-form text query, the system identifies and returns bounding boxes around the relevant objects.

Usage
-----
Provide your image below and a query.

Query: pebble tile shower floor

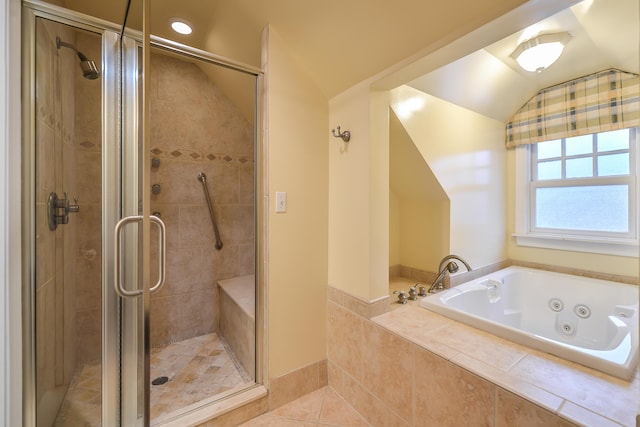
[53,332,251,426]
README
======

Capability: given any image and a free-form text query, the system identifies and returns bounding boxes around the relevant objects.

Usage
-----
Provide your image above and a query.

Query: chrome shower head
[79,57,100,80]
[56,36,100,80]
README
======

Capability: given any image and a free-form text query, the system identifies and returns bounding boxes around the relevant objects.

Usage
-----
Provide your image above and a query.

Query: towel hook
[331,126,351,143]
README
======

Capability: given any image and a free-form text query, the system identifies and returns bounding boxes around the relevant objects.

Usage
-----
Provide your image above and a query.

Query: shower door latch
[48,192,80,230]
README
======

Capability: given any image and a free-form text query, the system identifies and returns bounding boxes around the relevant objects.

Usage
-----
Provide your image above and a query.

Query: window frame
[513,128,639,257]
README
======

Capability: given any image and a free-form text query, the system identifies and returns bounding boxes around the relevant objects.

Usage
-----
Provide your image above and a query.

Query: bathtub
[419,266,639,380]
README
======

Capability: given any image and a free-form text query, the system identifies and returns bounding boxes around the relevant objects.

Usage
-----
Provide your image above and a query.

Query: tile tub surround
[329,299,639,427]
[218,275,256,379]
[387,263,639,425]
[327,286,390,320]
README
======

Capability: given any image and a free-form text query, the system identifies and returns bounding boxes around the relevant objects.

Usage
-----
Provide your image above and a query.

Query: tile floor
[53,332,250,426]
[53,360,101,427]
[239,386,371,427]
[150,332,251,421]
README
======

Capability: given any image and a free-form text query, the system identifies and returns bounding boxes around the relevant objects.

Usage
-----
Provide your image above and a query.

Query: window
[514,128,639,257]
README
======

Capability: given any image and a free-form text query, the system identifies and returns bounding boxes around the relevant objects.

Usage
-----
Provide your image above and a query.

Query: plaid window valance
[505,68,639,148]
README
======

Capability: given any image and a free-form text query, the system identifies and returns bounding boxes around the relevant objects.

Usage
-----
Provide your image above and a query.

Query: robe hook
[331,126,351,143]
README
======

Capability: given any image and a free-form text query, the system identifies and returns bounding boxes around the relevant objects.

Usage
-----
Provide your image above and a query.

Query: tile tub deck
[373,300,639,427]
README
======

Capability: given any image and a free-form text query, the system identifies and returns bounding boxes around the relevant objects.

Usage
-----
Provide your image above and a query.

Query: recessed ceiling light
[170,19,192,35]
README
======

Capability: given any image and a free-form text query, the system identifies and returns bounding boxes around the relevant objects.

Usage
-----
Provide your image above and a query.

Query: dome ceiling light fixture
[169,18,193,35]
[510,32,571,73]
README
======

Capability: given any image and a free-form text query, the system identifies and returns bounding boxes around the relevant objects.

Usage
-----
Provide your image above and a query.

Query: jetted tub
[420,266,639,380]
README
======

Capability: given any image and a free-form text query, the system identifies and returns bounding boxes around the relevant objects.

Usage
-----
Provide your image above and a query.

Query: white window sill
[513,233,639,258]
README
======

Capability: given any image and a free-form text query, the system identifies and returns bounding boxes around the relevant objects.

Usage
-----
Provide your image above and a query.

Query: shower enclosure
[22,1,263,426]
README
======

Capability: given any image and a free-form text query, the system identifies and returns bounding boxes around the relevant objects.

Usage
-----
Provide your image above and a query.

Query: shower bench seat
[218,275,255,379]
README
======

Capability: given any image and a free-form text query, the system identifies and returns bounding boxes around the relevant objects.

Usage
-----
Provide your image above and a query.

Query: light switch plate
[275,191,287,213]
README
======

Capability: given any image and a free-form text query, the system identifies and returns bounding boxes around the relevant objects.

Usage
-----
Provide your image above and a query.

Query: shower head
[56,36,100,80]
[79,57,100,80]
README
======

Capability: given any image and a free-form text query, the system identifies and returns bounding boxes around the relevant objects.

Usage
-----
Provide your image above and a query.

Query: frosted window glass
[566,134,593,156]
[566,157,593,178]
[537,140,561,159]
[535,185,628,232]
[597,129,629,152]
[598,153,629,176]
[537,160,561,180]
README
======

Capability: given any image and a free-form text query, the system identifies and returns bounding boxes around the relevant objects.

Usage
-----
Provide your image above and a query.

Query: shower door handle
[114,216,144,298]
[149,215,166,293]
[114,215,167,298]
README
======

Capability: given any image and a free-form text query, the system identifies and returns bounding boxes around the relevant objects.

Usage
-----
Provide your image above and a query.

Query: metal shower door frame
[22,1,265,425]
[20,2,150,425]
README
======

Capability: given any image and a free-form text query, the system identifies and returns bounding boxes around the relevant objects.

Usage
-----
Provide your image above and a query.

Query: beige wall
[264,27,329,379]
[328,83,373,299]
[329,79,509,301]
[390,85,508,271]
[328,84,390,300]
[398,198,449,271]
[389,108,450,272]
[369,91,391,299]
[389,190,400,267]
[388,84,638,280]
[327,0,589,304]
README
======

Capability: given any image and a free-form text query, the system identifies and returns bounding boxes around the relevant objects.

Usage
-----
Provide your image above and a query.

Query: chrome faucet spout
[428,255,472,293]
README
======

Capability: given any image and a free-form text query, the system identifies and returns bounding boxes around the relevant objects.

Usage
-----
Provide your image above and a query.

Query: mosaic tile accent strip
[150,146,253,165]
[79,141,96,149]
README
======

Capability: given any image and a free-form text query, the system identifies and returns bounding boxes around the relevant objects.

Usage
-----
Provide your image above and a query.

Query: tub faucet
[428,255,472,293]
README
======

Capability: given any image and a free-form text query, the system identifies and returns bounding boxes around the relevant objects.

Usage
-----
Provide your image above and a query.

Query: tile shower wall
[149,53,255,346]
[73,32,102,365]
[35,18,77,416]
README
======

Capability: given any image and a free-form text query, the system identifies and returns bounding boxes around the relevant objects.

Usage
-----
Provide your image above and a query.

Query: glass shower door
[24,3,158,425]
[114,0,163,424]
[146,46,259,423]
[25,1,260,425]
[25,9,108,426]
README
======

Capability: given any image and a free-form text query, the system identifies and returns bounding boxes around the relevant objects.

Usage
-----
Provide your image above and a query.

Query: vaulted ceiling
[61,0,529,98]
[57,0,638,115]
[409,0,639,122]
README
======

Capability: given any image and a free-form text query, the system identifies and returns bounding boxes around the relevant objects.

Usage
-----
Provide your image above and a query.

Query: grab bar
[197,172,223,250]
